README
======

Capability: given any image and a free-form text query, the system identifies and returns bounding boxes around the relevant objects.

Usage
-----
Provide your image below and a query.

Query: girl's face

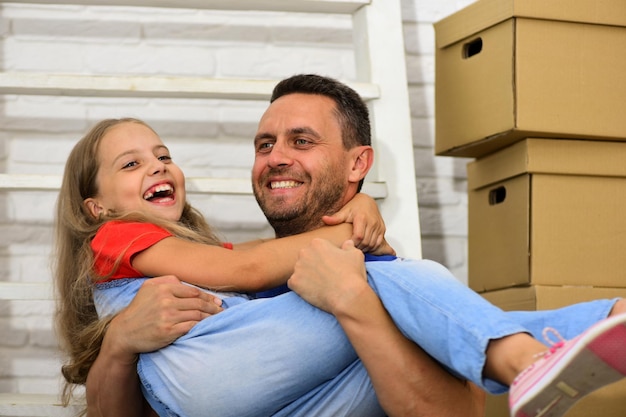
[84,122,187,223]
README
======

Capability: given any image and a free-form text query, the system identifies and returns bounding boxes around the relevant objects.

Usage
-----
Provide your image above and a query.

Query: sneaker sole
[511,313,626,417]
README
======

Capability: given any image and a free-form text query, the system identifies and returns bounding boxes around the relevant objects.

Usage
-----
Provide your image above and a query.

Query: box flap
[481,285,626,310]
[468,139,626,190]
[480,286,536,310]
[435,0,626,48]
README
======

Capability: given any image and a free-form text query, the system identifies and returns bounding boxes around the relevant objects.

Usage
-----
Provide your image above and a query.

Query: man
[86,74,625,417]
[248,75,626,417]
[85,74,486,417]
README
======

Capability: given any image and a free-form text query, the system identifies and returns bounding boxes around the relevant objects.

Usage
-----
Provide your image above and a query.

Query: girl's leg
[365,258,527,393]
[365,259,624,395]
[505,298,620,341]
[138,291,362,417]
[510,313,626,417]
[273,360,385,417]
[484,299,620,387]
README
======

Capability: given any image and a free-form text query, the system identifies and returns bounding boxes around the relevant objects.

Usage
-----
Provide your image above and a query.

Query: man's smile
[270,180,303,190]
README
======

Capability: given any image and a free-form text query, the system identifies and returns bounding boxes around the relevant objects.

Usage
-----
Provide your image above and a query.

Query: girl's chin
[148,207,183,221]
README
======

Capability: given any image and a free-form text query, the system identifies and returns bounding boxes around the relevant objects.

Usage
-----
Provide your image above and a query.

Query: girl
[55,117,394,417]
[56,118,626,417]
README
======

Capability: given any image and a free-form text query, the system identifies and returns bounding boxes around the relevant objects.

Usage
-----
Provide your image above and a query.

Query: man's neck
[272,217,326,238]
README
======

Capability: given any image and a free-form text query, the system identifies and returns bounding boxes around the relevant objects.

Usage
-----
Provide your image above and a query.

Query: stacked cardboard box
[434,1,626,415]
[467,139,626,293]
[435,0,626,157]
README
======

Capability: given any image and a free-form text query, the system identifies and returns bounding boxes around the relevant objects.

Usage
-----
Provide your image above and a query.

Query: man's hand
[288,239,486,417]
[288,239,368,315]
[111,275,224,353]
[86,275,223,417]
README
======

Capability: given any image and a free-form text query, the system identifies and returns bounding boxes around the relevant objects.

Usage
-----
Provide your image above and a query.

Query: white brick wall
[0,0,475,396]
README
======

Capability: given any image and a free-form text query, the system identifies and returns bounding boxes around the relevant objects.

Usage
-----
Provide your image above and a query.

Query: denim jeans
[93,258,617,417]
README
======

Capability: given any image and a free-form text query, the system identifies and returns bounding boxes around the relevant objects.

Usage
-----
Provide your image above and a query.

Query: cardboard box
[480,285,626,311]
[480,285,626,417]
[434,0,626,157]
[468,139,626,292]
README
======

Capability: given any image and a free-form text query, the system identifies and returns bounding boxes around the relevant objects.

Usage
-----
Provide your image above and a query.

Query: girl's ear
[348,146,374,183]
[83,198,104,219]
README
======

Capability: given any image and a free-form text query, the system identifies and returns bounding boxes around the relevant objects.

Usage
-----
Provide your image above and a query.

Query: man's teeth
[144,184,173,200]
[270,181,300,190]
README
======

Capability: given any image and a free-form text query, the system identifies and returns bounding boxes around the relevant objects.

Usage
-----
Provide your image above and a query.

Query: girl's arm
[133,192,393,292]
[231,193,394,254]
[230,238,268,251]
[132,223,355,292]
[322,193,392,255]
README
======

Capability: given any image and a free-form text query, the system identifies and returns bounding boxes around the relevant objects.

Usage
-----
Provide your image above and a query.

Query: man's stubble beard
[253,171,347,238]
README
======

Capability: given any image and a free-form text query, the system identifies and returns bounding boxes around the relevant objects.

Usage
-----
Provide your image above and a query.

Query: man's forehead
[258,93,339,133]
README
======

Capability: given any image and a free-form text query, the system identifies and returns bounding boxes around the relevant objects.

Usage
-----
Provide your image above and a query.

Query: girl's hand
[322,193,395,256]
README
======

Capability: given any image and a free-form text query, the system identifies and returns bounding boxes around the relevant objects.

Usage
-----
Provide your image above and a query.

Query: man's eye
[295,138,309,145]
[258,142,273,151]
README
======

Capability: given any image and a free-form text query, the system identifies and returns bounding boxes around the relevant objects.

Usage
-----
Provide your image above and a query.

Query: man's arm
[86,276,223,417]
[329,275,485,417]
[86,321,151,417]
[288,239,485,417]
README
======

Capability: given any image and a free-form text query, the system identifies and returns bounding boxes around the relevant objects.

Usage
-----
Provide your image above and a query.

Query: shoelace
[542,327,566,347]
[533,327,567,360]
[512,328,568,386]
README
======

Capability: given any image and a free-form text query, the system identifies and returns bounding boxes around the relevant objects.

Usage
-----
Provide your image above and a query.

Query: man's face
[252,93,356,236]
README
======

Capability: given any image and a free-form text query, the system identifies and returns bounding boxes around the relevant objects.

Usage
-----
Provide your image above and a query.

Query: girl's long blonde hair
[54,118,222,408]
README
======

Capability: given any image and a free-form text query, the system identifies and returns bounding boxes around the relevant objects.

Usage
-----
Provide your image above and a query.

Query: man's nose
[267,142,293,167]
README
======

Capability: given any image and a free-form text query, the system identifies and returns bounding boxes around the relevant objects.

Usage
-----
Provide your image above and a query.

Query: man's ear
[83,198,104,219]
[348,146,374,183]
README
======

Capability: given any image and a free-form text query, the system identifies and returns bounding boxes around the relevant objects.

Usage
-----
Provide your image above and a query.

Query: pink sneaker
[509,313,626,417]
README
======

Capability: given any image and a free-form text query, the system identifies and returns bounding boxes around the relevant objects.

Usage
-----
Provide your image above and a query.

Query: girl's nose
[150,159,167,175]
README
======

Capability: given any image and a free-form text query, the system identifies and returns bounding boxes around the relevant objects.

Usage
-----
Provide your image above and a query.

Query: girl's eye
[158,155,172,162]
[122,161,138,169]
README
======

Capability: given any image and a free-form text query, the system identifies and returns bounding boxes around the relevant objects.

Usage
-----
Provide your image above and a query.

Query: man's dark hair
[270,74,372,150]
